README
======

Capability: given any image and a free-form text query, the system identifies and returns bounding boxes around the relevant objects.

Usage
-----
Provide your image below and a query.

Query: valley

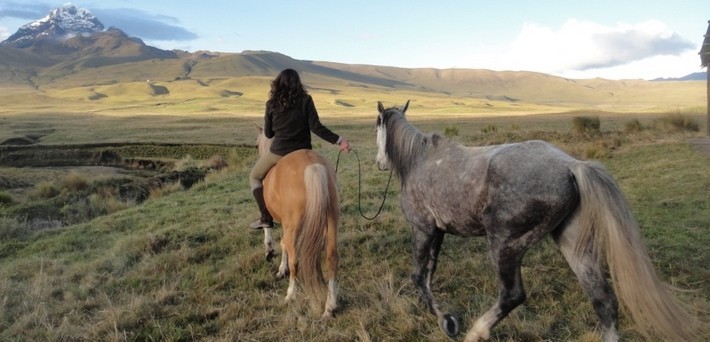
[0,5,708,341]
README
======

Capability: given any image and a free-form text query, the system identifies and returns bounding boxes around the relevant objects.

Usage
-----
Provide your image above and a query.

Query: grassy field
[0,85,709,341]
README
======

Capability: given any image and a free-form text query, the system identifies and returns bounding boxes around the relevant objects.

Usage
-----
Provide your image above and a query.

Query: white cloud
[489,19,697,79]
[92,8,198,41]
[558,51,703,80]
[0,26,9,41]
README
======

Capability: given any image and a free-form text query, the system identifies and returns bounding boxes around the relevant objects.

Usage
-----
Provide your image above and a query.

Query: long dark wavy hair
[268,68,308,112]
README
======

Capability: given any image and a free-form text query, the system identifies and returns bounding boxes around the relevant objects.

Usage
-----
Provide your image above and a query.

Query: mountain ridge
[0,4,704,113]
[0,4,179,85]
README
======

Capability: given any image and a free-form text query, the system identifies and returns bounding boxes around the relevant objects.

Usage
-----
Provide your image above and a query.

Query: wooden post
[702,21,710,136]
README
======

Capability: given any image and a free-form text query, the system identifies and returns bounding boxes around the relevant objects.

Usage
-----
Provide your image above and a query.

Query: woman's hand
[338,138,351,153]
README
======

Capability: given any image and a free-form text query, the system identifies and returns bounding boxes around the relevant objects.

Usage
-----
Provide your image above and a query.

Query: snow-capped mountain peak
[1,3,104,47]
[33,3,104,32]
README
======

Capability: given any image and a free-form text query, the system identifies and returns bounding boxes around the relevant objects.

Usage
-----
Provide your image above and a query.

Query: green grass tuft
[0,191,14,206]
[444,125,459,138]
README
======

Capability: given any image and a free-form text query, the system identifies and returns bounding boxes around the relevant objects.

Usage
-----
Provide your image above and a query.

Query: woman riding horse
[249,68,350,229]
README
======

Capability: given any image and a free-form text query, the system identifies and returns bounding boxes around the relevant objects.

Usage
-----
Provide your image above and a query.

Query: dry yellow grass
[1,108,708,341]
[0,71,707,340]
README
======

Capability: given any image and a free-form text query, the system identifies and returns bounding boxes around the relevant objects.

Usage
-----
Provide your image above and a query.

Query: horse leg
[263,227,275,261]
[322,214,339,319]
[465,243,526,342]
[411,227,458,337]
[276,247,289,279]
[553,218,619,342]
[280,226,298,302]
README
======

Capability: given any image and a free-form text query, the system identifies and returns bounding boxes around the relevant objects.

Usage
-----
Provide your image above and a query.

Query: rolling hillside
[0,3,704,116]
[0,49,705,116]
[0,6,708,340]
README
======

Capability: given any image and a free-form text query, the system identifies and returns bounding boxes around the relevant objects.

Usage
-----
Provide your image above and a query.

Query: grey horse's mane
[382,108,439,180]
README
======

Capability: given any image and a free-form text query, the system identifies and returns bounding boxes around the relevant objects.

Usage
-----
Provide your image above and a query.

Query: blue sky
[0,0,708,80]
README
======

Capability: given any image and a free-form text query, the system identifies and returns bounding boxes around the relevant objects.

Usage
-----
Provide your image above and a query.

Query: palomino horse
[375,101,702,341]
[256,127,339,318]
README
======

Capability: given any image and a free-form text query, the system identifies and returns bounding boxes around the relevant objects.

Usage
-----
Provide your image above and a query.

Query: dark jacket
[264,95,340,156]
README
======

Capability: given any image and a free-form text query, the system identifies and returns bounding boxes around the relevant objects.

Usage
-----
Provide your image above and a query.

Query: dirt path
[688,137,710,158]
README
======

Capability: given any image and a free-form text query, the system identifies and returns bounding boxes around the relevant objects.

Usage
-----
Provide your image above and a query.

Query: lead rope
[335,149,394,220]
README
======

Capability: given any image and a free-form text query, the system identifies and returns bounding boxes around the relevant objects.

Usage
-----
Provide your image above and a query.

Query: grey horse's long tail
[572,161,705,341]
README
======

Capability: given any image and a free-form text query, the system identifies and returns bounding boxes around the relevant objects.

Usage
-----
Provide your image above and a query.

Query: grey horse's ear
[377,101,385,114]
[400,100,410,115]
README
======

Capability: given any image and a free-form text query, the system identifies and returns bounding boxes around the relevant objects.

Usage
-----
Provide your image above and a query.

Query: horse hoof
[265,250,275,262]
[439,314,459,338]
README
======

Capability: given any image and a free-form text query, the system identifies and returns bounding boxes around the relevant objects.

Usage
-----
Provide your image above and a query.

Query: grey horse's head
[375,100,410,171]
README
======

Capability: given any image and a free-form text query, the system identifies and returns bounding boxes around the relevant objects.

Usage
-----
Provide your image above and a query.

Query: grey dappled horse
[375,101,701,342]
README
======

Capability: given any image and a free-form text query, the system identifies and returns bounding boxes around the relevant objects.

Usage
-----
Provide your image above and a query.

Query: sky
[0,0,708,80]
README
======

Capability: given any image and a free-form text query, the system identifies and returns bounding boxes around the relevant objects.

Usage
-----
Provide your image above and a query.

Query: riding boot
[249,187,274,229]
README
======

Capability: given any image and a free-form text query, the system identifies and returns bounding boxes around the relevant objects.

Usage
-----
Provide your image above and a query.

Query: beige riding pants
[249,151,282,191]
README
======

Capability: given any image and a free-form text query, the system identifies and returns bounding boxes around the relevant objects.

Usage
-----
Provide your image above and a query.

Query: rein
[335,149,394,220]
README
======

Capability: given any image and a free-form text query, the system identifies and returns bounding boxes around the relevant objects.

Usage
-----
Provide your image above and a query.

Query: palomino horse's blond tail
[296,162,339,311]
[572,161,704,341]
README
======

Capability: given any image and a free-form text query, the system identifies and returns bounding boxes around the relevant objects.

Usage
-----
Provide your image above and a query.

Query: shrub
[572,116,600,134]
[625,119,644,133]
[444,125,459,138]
[174,155,197,171]
[61,193,130,225]
[60,200,91,224]
[0,216,27,240]
[204,167,231,183]
[0,191,14,206]
[610,136,623,149]
[204,155,228,170]
[60,172,89,192]
[481,124,498,134]
[653,114,699,132]
[584,143,611,160]
[148,182,184,200]
[9,202,62,221]
[89,193,131,214]
[32,181,59,199]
